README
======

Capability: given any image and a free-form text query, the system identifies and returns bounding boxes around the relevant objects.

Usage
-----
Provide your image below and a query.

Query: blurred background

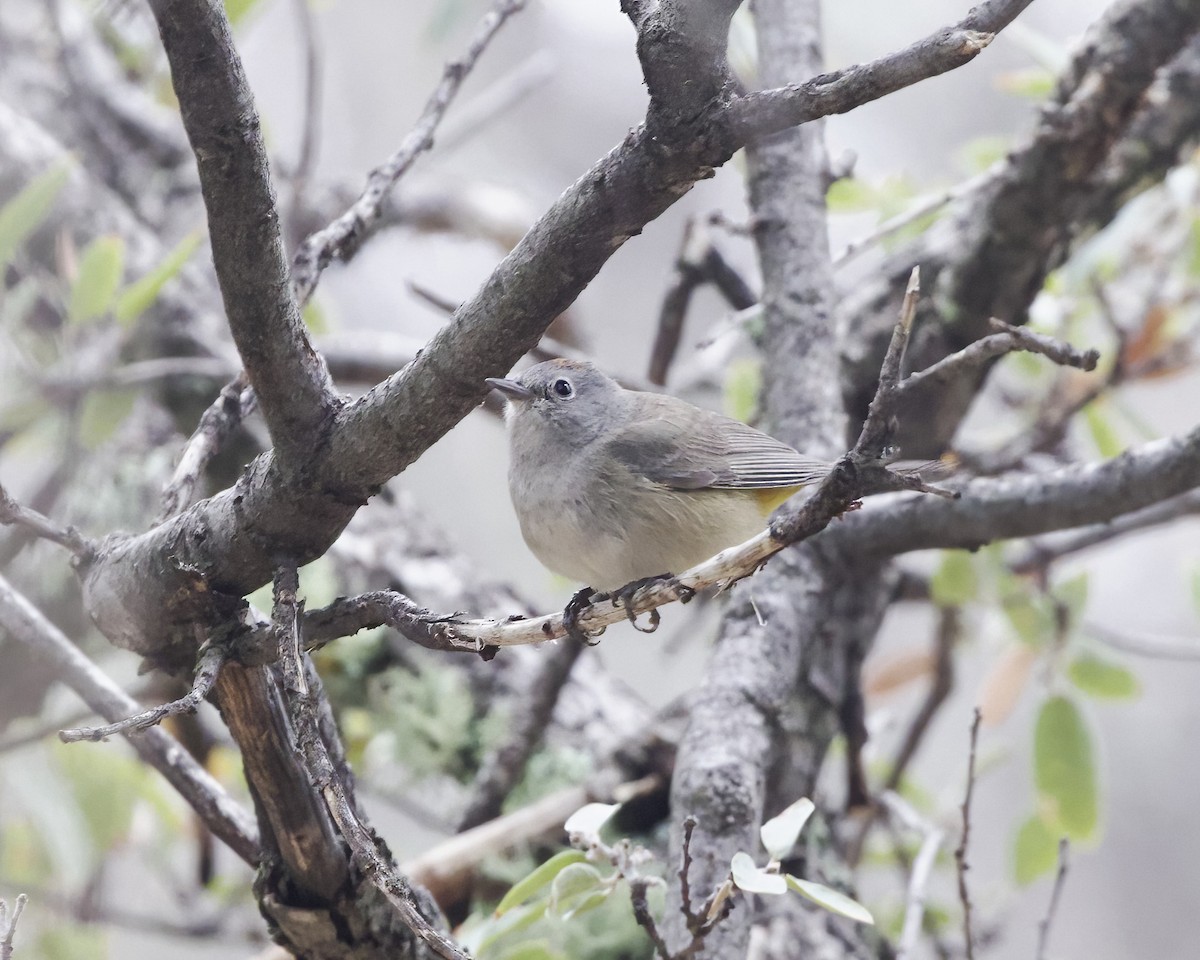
[1,0,1198,957]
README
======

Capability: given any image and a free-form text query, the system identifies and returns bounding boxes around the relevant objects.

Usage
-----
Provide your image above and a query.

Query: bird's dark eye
[552,378,574,399]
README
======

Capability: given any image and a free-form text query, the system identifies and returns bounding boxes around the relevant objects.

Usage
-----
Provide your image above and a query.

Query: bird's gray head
[486,359,627,450]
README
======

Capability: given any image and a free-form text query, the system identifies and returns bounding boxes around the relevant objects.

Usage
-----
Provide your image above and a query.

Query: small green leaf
[68,235,125,324]
[785,876,874,924]
[930,550,978,607]
[1013,814,1060,885]
[303,297,330,333]
[724,358,761,423]
[495,850,587,916]
[1001,591,1054,646]
[473,900,549,956]
[760,797,815,860]
[0,163,71,268]
[1034,695,1098,840]
[826,178,878,212]
[731,852,786,895]
[1068,654,1139,700]
[547,862,605,917]
[114,230,203,326]
[1083,401,1123,458]
[564,802,618,842]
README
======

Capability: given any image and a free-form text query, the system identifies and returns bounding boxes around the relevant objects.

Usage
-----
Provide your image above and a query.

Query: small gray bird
[487,359,833,592]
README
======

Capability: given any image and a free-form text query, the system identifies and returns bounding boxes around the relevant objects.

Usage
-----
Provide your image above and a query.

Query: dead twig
[156,373,256,523]
[0,483,93,559]
[0,894,28,960]
[956,708,983,960]
[60,640,227,742]
[290,0,528,306]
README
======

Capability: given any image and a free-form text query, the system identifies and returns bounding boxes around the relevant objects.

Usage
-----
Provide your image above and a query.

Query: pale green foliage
[0,162,71,268]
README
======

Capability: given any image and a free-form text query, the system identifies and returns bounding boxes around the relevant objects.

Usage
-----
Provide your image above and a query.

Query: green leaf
[826,178,879,212]
[224,0,264,25]
[38,924,107,960]
[1034,695,1098,840]
[760,797,815,860]
[785,876,874,924]
[930,550,978,607]
[494,849,587,916]
[78,388,136,449]
[114,230,203,326]
[547,862,605,917]
[1013,814,1060,885]
[1001,590,1054,646]
[68,235,125,323]
[473,900,549,957]
[1191,566,1200,614]
[724,358,761,423]
[1068,654,1139,700]
[1083,401,1123,458]
[55,740,146,854]
[303,297,330,333]
[1187,218,1200,279]
[0,163,71,268]
[731,851,786,895]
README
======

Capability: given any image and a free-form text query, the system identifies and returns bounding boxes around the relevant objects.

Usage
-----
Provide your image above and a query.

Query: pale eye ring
[552,378,574,399]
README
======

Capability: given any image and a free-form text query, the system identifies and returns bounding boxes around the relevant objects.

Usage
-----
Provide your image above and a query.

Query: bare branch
[0,572,260,865]
[727,0,1034,142]
[290,0,528,307]
[146,0,336,461]
[899,319,1100,401]
[0,482,92,558]
[956,709,983,960]
[156,373,256,523]
[828,423,1200,560]
[60,640,227,743]
[1036,840,1071,960]
[1009,489,1200,574]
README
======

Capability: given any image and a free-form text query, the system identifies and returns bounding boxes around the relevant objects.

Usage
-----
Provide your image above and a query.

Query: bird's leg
[563,586,604,646]
[610,573,674,634]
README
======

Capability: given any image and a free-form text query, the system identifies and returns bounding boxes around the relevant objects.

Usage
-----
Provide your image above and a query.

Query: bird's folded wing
[604,406,833,491]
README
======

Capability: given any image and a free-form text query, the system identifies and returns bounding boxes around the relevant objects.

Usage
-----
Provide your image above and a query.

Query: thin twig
[59,641,227,742]
[156,373,255,523]
[1009,489,1200,574]
[1036,839,1070,960]
[956,708,983,960]
[0,483,93,558]
[0,894,27,960]
[271,566,467,960]
[899,318,1100,401]
[629,877,672,960]
[679,816,700,927]
[290,0,528,306]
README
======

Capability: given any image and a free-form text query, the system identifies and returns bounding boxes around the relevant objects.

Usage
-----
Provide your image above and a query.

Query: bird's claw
[563,586,603,645]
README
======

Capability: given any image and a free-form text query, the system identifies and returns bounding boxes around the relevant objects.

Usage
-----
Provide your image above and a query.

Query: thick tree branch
[147,0,336,463]
[827,424,1200,559]
[0,572,260,865]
